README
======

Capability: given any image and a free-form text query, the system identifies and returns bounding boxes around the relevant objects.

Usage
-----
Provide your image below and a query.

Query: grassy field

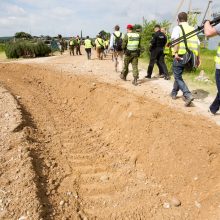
[0,43,6,59]
[140,48,218,95]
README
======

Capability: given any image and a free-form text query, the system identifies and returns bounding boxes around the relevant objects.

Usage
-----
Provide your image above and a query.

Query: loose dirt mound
[0,63,220,219]
[0,86,41,219]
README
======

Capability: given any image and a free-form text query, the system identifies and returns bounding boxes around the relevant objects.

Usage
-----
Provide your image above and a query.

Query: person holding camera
[204,20,220,115]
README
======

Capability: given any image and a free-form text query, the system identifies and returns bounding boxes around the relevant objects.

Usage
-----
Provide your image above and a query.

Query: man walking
[75,35,82,55]
[145,25,170,80]
[95,34,105,60]
[170,12,200,106]
[109,25,124,72]
[204,20,220,114]
[69,37,75,56]
[84,36,93,60]
[120,24,141,86]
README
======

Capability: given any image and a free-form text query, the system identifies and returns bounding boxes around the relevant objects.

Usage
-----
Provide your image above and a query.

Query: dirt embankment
[0,86,42,219]
[0,62,220,219]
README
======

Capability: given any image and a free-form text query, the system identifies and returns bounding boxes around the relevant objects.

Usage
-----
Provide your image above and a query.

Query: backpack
[113,33,123,51]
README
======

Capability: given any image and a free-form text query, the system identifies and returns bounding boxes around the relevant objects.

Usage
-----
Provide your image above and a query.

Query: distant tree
[15,32,32,39]
[133,24,142,32]
[140,19,171,57]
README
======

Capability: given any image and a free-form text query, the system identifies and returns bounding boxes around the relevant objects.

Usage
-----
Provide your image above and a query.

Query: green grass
[0,43,6,59]
[140,47,218,95]
[0,51,6,59]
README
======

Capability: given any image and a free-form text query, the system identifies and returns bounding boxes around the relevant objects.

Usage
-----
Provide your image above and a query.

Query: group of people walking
[65,11,220,114]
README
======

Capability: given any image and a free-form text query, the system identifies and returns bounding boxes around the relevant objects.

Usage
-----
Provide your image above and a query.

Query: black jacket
[149,31,167,51]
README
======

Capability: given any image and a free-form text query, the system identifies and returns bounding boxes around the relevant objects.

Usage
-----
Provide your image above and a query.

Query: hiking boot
[184,96,194,107]
[170,93,177,100]
[120,73,126,81]
[145,75,151,79]
[208,109,216,115]
[159,74,165,78]
[164,76,171,80]
[132,77,138,86]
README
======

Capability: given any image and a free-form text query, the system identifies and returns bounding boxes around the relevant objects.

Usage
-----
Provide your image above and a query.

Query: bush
[5,41,51,58]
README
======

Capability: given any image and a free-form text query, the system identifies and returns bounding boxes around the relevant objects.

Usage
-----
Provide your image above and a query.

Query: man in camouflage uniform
[75,35,82,55]
[69,37,75,56]
[120,24,141,86]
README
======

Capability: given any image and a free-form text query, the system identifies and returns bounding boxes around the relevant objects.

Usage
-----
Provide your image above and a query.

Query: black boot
[120,73,126,81]
[132,77,138,86]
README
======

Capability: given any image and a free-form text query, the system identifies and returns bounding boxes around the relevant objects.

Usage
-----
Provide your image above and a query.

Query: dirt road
[0,51,220,219]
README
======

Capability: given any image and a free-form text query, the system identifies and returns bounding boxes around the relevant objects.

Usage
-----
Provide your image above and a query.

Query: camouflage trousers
[121,54,139,78]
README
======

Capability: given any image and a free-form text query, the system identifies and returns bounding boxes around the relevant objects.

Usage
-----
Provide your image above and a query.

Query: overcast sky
[0,0,220,37]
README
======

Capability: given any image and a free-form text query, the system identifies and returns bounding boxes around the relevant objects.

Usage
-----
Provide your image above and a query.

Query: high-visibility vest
[95,38,104,48]
[178,23,199,56]
[69,40,74,46]
[164,44,170,55]
[215,45,220,69]
[127,32,140,51]
[84,39,92,49]
[105,40,109,47]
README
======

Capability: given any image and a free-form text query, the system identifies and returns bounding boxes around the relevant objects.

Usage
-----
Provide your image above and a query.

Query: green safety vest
[178,23,199,56]
[84,39,92,49]
[127,32,140,51]
[215,45,220,69]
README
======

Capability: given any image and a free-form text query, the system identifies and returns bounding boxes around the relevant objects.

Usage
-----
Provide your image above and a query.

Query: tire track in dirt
[1,63,220,219]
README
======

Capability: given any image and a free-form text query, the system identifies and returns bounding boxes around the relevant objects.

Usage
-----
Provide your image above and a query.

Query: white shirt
[215,23,220,35]
[171,22,200,45]
[109,31,124,49]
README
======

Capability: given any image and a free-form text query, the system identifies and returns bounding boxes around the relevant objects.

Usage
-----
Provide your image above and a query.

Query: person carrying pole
[170,12,200,107]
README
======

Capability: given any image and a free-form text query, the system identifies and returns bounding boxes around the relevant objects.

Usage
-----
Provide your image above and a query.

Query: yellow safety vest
[127,32,140,51]
[69,40,74,46]
[105,40,109,47]
[164,44,170,55]
[84,39,92,49]
[178,23,199,56]
[95,38,104,48]
[215,45,220,69]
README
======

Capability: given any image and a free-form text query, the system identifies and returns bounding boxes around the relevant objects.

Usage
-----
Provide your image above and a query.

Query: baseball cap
[127,24,133,29]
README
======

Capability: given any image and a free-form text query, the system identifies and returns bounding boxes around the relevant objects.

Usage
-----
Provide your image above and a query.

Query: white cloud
[6,4,26,16]
[0,0,220,36]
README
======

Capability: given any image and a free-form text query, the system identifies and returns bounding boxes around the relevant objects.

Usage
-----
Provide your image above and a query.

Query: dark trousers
[85,48,91,60]
[147,48,169,77]
[69,45,75,55]
[76,45,82,55]
[171,59,192,99]
[210,69,220,114]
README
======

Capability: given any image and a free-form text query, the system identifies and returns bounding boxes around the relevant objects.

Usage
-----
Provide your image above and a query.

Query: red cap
[127,24,133,29]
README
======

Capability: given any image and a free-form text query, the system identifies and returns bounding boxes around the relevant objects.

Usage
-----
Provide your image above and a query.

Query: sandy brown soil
[0,51,220,219]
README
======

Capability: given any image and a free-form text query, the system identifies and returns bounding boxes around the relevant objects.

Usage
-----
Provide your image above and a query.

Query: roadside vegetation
[139,19,217,94]
[0,43,6,59]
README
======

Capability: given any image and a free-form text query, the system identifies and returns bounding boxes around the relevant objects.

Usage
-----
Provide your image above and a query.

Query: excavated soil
[0,53,220,219]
